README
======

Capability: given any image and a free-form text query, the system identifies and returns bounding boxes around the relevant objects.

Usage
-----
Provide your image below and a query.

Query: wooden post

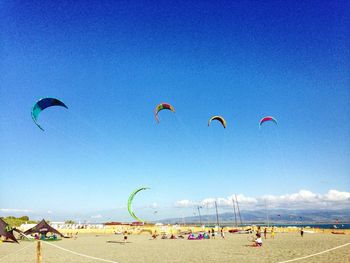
[36,240,42,263]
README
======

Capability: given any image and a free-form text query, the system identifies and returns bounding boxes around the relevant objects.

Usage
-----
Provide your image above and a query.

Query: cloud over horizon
[0,208,34,213]
[174,189,350,210]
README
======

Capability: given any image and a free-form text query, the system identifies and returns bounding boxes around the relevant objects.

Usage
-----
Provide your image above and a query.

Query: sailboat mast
[232,198,238,227]
[235,194,243,228]
[214,201,220,229]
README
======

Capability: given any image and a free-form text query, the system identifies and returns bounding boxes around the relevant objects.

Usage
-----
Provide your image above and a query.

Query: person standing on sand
[220,228,225,239]
[271,227,275,239]
[300,228,304,237]
[257,226,261,236]
[152,230,159,240]
[123,231,128,243]
[263,228,267,239]
[211,228,215,239]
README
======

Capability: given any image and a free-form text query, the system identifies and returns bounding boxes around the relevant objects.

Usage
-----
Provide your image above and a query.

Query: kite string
[42,121,107,162]
[42,241,120,263]
[0,242,34,261]
[276,242,350,263]
[174,114,205,154]
[274,128,289,181]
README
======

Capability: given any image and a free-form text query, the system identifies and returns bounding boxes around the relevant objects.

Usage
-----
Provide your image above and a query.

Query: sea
[202,223,350,229]
[236,223,350,229]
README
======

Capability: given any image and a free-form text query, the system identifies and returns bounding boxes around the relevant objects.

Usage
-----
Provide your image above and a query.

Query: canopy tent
[24,219,64,237]
[0,218,19,243]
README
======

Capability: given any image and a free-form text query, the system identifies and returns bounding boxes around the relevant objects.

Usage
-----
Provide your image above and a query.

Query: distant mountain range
[8,208,348,224]
[158,209,350,225]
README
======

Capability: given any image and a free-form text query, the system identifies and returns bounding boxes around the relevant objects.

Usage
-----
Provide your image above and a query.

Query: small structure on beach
[0,217,19,243]
[24,219,64,237]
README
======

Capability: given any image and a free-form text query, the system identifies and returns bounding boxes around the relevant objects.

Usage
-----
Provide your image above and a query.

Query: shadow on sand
[106,241,132,244]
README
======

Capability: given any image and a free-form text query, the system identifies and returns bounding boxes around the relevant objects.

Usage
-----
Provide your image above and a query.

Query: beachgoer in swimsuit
[271,227,275,239]
[255,233,262,247]
[220,228,225,239]
[123,231,128,243]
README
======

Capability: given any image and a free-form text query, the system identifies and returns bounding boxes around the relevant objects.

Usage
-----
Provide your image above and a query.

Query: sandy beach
[1,232,349,263]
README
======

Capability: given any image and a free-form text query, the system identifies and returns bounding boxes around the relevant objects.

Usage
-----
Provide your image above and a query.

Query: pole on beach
[265,199,270,228]
[36,240,42,263]
[232,199,238,227]
[197,206,202,226]
[235,194,243,229]
[214,201,220,230]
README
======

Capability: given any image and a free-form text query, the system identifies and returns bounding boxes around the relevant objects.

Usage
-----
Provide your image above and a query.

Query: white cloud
[150,202,158,208]
[200,198,216,208]
[229,194,258,205]
[174,189,350,210]
[91,214,102,219]
[261,190,350,209]
[199,195,257,208]
[175,199,196,208]
[0,208,33,213]
[324,189,350,202]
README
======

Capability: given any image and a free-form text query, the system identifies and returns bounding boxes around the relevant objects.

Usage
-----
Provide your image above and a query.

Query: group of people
[251,226,276,247]
[188,228,226,240]
[33,233,58,240]
[122,226,280,246]
[147,227,227,241]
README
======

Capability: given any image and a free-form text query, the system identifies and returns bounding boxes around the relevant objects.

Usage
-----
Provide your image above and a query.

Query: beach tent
[0,218,19,243]
[24,219,64,237]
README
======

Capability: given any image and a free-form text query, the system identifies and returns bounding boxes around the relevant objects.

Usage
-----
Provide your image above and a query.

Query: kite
[208,116,226,128]
[31,98,68,131]
[0,218,19,243]
[154,103,175,123]
[127,187,150,222]
[259,116,277,127]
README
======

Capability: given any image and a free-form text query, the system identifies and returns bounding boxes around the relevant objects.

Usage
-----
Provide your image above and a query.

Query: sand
[1,232,349,263]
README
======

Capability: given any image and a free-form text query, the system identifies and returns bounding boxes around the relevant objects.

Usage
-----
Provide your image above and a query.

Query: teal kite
[31,98,68,131]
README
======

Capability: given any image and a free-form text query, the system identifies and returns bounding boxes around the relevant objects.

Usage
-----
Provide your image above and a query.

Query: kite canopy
[31,97,68,131]
[154,103,175,123]
[259,116,277,127]
[24,219,64,237]
[127,187,150,222]
[208,116,226,128]
[0,218,19,243]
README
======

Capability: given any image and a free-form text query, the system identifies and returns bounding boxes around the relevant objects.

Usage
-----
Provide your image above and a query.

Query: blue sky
[1,1,349,221]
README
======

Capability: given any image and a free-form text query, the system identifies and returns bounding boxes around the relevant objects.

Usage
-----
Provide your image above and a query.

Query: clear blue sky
[1,1,349,221]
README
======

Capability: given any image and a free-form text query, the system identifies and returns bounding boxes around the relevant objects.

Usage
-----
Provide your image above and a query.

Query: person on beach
[254,233,263,247]
[300,228,304,237]
[271,227,275,239]
[220,228,225,239]
[257,226,261,236]
[123,231,128,243]
[211,228,215,239]
[263,228,267,239]
[151,230,158,240]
